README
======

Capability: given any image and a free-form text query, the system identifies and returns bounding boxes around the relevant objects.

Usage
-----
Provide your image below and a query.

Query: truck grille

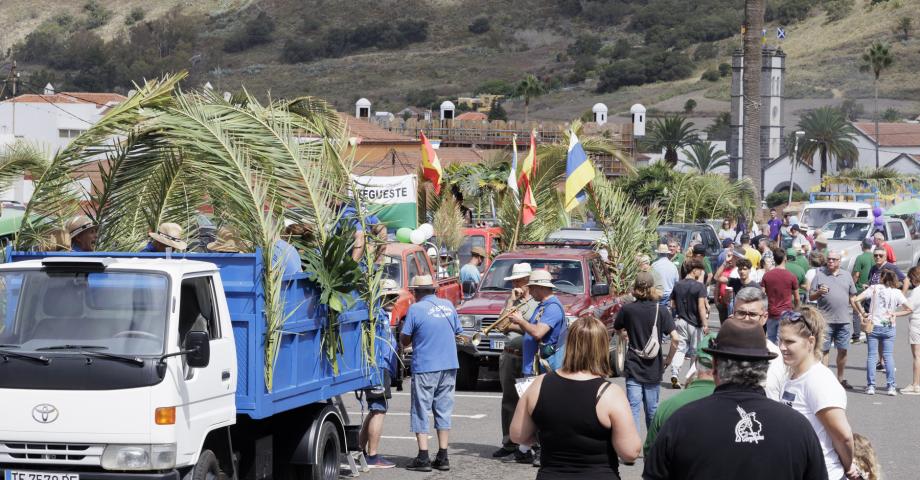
[0,442,104,466]
[479,317,499,330]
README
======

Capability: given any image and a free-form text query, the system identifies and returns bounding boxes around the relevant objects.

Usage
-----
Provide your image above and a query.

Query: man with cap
[490,263,539,462]
[644,332,717,456]
[66,215,97,252]
[652,244,679,307]
[643,318,828,480]
[399,275,463,472]
[729,287,787,400]
[143,223,187,252]
[689,243,713,284]
[460,246,486,293]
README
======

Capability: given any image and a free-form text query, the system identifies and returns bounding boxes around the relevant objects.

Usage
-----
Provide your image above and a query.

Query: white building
[0,87,125,202]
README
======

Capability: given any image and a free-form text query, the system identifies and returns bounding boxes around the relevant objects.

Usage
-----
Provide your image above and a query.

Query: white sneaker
[887,387,898,396]
[865,386,876,395]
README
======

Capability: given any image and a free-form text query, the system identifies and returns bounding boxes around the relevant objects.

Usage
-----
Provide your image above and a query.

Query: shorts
[910,319,920,345]
[674,318,701,357]
[364,370,392,413]
[410,369,457,433]
[823,323,852,352]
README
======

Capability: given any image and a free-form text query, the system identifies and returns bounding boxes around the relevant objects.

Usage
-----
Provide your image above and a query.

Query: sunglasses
[781,310,814,335]
[827,258,840,262]
[874,254,886,258]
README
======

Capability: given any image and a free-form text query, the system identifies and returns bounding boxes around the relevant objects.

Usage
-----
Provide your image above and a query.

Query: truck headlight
[459,315,476,328]
[102,444,176,470]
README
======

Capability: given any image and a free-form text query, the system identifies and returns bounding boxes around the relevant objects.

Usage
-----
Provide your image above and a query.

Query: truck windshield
[380,255,403,287]
[481,259,584,295]
[657,230,688,249]
[822,221,872,241]
[0,270,169,356]
[802,208,856,229]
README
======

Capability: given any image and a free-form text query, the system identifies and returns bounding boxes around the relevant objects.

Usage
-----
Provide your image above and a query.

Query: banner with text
[350,174,418,230]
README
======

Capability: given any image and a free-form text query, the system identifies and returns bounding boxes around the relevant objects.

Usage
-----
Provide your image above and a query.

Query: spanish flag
[564,130,595,211]
[420,132,443,194]
[521,176,536,225]
[519,130,537,225]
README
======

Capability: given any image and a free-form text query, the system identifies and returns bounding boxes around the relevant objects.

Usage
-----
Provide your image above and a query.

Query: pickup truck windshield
[822,221,872,241]
[0,271,169,356]
[802,208,856,229]
[380,255,402,287]
[481,259,584,295]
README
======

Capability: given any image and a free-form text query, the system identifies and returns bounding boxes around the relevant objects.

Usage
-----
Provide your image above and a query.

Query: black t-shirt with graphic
[613,300,675,384]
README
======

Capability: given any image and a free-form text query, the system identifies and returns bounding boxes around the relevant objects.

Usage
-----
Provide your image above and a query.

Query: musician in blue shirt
[510,269,567,376]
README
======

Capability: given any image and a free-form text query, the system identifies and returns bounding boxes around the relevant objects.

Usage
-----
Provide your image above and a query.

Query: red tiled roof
[4,92,126,105]
[339,113,420,144]
[353,147,488,175]
[853,122,920,147]
[455,111,487,122]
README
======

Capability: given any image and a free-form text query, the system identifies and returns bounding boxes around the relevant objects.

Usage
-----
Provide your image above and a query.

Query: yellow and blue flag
[564,130,595,211]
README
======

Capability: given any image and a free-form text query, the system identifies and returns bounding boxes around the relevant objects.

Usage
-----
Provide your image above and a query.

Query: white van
[799,202,873,234]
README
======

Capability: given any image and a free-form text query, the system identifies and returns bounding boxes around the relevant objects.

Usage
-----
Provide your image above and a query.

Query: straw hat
[66,215,96,238]
[207,227,247,253]
[149,223,188,251]
[381,278,399,293]
[656,244,670,254]
[471,246,488,259]
[527,269,555,289]
[504,262,533,281]
[409,274,435,288]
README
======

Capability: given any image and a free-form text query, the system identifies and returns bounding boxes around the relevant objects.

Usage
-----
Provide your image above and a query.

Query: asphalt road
[341,311,920,479]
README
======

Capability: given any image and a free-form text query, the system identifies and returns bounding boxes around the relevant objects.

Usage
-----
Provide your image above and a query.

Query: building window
[58,129,85,139]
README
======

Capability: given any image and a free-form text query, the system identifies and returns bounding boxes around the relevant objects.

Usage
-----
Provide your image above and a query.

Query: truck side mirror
[591,283,610,296]
[184,331,211,368]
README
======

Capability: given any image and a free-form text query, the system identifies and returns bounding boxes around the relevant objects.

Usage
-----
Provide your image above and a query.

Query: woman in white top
[778,306,857,480]
[718,219,734,242]
[854,269,913,396]
[900,266,920,394]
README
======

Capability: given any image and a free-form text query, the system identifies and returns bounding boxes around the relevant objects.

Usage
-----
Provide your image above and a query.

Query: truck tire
[456,354,479,390]
[310,420,341,480]
[609,335,627,378]
[182,449,225,480]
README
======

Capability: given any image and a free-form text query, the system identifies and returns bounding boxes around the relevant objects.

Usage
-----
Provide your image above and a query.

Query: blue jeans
[625,377,660,431]
[766,317,780,345]
[867,326,896,388]
[410,369,457,433]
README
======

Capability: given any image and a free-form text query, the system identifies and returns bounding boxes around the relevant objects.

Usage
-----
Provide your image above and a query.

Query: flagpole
[510,189,523,251]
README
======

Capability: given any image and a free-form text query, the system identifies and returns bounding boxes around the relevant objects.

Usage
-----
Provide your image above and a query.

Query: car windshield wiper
[37,345,144,367]
[479,286,510,291]
[0,348,51,365]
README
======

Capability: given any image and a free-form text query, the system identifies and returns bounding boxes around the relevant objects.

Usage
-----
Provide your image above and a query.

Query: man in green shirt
[643,333,717,456]
[785,248,808,300]
[668,240,685,270]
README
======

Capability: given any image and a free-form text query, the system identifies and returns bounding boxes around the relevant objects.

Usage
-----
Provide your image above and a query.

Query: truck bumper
[1,470,179,480]
[457,344,501,359]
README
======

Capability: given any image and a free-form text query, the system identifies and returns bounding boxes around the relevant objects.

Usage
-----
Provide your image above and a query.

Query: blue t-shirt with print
[401,295,462,373]
[522,295,567,375]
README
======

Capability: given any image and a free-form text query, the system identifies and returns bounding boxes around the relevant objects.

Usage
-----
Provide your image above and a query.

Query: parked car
[800,201,872,235]
[454,246,622,389]
[657,223,722,268]
[821,217,920,272]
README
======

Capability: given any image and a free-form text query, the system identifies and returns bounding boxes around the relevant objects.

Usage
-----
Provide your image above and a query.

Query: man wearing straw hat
[143,223,188,252]
[66,215,97,252]
[491,263,539,462]
[207,227,248,253]
[400,274,463,472]
[460,246,487,289]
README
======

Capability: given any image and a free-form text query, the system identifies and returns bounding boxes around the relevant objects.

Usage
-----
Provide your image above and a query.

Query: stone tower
[729,48,785,191]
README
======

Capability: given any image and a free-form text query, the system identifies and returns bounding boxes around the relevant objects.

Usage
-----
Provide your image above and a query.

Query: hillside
[2,0,919,122]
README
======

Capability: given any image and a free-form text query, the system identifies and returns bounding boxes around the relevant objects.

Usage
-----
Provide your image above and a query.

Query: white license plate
[491,340,505,350]
[5,471,79,480]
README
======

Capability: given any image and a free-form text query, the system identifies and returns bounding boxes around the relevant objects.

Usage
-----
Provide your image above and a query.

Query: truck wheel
[311,420,341,480]
[609,335,627,378]
[456,354,479,390]
[182,449,224,480]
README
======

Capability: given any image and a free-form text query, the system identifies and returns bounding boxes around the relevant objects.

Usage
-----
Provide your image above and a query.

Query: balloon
[410,229,426,245]
[419,223,434,238]
[873,207,883,218]
[396,227,412,243]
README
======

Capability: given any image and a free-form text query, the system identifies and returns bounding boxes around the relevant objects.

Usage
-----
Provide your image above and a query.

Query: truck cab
[821,217,919,272]
[454,247,621,390]
[381,243,461,328]
[459,227,502,272]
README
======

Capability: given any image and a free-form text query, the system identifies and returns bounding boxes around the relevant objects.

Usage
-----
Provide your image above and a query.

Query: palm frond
[433,194,465,252]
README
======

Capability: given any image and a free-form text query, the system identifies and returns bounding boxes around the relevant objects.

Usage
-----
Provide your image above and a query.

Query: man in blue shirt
[399,274,462,472]
[509,269,567,376]
[767,208,783,241]
[459,246,486,290]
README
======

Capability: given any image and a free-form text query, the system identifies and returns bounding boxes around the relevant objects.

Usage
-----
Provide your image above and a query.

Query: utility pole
[787,130,805,206]
[9,60,17,136]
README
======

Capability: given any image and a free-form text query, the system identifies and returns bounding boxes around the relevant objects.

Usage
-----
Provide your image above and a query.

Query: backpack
[631,304,661,359]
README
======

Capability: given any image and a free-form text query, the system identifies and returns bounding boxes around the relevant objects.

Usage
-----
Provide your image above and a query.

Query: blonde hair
[853,433,880,480]
[561,316,611,377]
[780,305,826,360]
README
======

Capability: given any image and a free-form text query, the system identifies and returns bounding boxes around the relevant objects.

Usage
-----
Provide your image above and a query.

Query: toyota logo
[32,404,59,424]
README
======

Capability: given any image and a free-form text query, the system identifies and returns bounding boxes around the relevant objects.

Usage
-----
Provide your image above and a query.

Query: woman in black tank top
[511,317,641,479]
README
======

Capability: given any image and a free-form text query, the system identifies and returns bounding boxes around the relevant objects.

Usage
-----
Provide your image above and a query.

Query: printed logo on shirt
[781,390,796,407]
[734,405,765,444]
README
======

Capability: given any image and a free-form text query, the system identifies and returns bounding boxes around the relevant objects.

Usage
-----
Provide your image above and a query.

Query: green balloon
[396,227,413,243]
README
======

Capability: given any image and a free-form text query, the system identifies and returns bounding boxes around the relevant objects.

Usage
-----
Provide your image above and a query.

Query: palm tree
[680,141,729,174]
[798,107,858,179]
[742,0,766,204]
[860,41,894,168]
[515,74,546,124]
[643,115,698,167]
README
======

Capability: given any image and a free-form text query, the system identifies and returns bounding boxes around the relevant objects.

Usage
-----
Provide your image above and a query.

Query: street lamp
[787,130,806,206]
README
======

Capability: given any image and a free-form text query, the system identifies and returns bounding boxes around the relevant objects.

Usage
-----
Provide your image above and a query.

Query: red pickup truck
[380,243,462,328]
[454,246,623,389]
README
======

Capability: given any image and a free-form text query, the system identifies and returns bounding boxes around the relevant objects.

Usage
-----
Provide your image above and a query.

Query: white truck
[0,251,376,480]
[821,217,920,272]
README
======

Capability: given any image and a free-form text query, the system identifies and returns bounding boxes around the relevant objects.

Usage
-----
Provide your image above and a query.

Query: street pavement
[342,311,920,479]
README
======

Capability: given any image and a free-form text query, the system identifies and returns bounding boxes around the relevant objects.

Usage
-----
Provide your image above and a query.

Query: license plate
[5,471,79,480]
[491,340,505,350]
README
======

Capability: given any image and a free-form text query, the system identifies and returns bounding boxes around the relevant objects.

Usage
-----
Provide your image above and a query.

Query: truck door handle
[222,370,231,381]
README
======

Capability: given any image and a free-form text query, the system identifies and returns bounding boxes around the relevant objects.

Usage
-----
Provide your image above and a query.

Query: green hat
[696,332,717,368]
[785,247,798,259]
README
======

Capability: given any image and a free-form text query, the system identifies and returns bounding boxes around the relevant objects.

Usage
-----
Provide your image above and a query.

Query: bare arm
[697,297,709,334]
[599,384,641,463]
[510,311,551,340]
[399,333,412,349]
[664,330,679,367]
[816,407,854,474]
[510,375,544,445]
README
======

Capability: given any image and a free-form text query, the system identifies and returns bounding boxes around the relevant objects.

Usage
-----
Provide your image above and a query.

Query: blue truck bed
[8,250,374,420]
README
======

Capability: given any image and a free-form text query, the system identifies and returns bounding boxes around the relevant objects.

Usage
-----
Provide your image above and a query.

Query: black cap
[693,244,707,255]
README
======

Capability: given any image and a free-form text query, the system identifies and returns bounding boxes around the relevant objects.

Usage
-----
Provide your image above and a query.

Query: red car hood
[458,291,580,315]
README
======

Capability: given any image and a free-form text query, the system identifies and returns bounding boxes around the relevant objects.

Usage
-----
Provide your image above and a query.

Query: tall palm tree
[644,115,698,167]
[515,74,546,124]
[860,41,894,168]
[742,0,766,204]
[798,107,858,179]
[680,141,729,174]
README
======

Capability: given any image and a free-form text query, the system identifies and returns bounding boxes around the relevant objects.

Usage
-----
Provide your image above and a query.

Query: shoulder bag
[861,287,876,334]
[631,304,661,359]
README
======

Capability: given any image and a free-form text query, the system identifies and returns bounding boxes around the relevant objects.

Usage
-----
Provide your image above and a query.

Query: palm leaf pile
[3,73,377,391]
[662,173,756,224]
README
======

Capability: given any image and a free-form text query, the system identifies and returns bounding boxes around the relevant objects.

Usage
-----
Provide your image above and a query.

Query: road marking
[349,411,486,419]
[392,392,502,399]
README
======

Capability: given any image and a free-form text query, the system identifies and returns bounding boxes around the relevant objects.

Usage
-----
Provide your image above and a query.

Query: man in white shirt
[730,287,786,400]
